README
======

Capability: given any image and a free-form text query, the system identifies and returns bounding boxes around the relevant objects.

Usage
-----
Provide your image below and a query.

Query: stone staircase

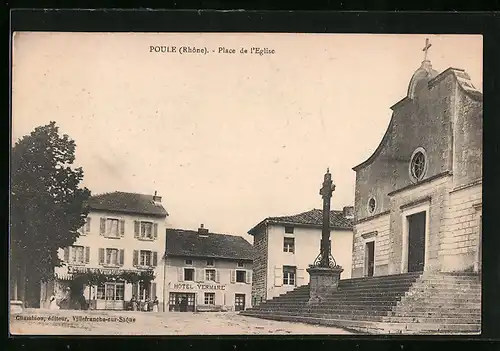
[241,271,481,334]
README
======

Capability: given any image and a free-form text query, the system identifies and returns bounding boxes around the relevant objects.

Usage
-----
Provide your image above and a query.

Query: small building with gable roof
[164,225,254,312]
[248,207,354,305]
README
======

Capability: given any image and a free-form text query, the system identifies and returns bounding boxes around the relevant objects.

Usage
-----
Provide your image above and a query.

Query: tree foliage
[11,121,91,282]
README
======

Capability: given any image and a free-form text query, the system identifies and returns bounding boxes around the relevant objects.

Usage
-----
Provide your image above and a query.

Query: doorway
[235,294,246,311]
[407,211,426,272]
[169,292,195,312]
[365,241,375,277]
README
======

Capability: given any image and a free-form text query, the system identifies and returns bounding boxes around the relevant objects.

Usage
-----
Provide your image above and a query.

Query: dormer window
[185,259,193,265]
[284,226,294,234]
[206,259,214,267]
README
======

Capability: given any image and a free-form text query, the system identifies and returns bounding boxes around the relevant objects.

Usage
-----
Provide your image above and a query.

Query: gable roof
[248,209,353,236]
[165,228,254,261]
[352,67,483,172]
[86,191,168,217]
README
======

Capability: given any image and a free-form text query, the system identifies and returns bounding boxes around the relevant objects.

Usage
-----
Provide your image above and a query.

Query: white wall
[53,210,167,307]
[265,224,353,299]
[164,256,253,310]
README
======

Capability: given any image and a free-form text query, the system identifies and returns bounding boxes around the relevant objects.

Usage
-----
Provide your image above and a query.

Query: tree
[10,121,91,305]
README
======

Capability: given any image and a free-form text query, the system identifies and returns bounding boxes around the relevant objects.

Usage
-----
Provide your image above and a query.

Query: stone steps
[239,312,481,334]
[242,272,481,334]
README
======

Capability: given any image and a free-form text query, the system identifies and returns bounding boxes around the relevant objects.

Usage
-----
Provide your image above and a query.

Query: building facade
[41,191,168,311]
[351,58,482,278]
[248,207,354,304]
[164,225,254,312]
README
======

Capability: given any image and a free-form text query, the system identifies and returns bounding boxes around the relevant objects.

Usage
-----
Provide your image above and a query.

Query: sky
[11,33,483,243]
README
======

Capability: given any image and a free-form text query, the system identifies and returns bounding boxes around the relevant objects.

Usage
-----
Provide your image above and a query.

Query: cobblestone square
[10,309,353,335]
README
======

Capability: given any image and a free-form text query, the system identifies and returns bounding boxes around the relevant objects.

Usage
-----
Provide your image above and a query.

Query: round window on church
[409,147,428,183]
[367,197,376,214]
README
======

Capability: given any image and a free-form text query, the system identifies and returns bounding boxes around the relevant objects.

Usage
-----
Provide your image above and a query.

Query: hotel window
[236,270,246,283]
[106,219,120,238]
[140,251,152,266]
[97,285,105,300]
[237,261,244,268]
[71,246,85,264]
[184,268,195,281]
[285,226,294,234]
[80,218,91,235]
[283,266,296,286]
[106,248,119,265]
[100,217,125,238]
[204,292,215,305]
[141,222,153,239]
[283,237,295,253]
[206,259,214,267]
[185,259,193,265]
[205,269,216,281]
[134,220,158,240]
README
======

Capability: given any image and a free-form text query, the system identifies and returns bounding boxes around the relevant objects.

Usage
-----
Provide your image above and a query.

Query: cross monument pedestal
[307,168,343,304]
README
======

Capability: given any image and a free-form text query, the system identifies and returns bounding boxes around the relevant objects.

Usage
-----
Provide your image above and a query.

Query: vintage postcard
[10,32,482,335]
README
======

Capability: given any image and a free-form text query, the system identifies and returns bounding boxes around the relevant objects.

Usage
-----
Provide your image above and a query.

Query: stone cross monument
[306,168,344,304]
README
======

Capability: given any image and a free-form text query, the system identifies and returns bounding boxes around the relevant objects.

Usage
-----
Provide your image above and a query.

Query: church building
[351,52,482,278]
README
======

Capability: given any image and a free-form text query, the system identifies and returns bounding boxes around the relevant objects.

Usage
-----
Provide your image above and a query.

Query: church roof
[86,191,168,217]
[248,209,353,235]
[352,64,482,172]
[165,228,254,261]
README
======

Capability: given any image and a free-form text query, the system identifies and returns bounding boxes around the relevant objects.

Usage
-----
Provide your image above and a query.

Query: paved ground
[10,309,353,335]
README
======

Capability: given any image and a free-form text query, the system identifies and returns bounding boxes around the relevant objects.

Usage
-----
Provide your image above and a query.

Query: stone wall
[441,181,482,272]
[251,227,268,305]
[353,72,457,222]
[352,213,390,278]
[388,173,451,274]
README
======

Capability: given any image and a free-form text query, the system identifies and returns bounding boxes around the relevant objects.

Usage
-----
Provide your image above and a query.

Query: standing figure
[180,296,188,312]
[130,295,138,311]
[143,297,150,312]
[152,296,159,312]
[49,295,60,310]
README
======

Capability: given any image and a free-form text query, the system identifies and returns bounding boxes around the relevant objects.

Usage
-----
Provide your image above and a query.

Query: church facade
[351,58,482,278]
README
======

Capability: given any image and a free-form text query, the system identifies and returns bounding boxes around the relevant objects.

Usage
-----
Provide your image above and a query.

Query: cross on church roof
[422,38,432,61]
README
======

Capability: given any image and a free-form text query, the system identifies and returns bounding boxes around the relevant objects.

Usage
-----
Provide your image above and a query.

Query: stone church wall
[441,181,482,272]
[387,174,451,274]
[352,213,390,278]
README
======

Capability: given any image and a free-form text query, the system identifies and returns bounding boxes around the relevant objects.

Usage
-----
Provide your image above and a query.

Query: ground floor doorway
[96,281,125,310]
[235,294,246,311]
[407,211,426,273]
[365,241,375,277]
[169,292,195,312]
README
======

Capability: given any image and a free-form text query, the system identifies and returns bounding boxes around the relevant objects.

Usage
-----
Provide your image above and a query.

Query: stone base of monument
[10,300,24,314]
[306,266,343,304]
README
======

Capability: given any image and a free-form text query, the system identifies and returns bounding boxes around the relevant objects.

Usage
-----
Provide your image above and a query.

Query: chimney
[343,206,354,219]
[153,191,162,204]
[198,224,209,236]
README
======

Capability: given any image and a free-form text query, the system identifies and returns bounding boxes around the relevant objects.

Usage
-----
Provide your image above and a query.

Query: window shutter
[153,223,158,239]
[245,270,252,284]
[98,248,105,265]
[85,247,90,264]
[151,282,157,300]
[230,270,236,284]
[134,221,140,238]
[100,218,106,235]
[152,251,158,267]
[63,247,70,262]
[120,220,125,237]
[133,250,138,266]
[85,217,91,234]
[132,283,138,297]
[177,267,184,281]
[119,249,125,266]
[274,266,283,287]
[215,269,220,283]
